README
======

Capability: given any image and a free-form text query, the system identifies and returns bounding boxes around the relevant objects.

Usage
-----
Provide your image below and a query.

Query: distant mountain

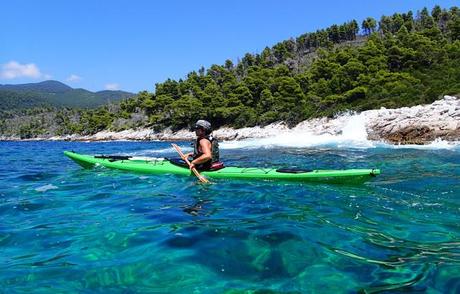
[0,80,73,93]
[0,80,135,110]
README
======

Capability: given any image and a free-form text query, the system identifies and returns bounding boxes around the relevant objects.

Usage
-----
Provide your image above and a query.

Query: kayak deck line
[64,151,380,184]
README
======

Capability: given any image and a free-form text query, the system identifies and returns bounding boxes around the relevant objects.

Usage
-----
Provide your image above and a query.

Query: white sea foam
[385,138,460,150]
[220,112,375,149]
[132,146,193,156]
[35,184,58,192]
[220,112,459,151]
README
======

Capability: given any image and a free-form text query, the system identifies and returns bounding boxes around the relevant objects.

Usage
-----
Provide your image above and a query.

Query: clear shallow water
[0,141,459,293]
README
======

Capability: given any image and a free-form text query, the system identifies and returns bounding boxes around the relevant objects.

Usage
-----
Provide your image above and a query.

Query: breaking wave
[219,113,460,151]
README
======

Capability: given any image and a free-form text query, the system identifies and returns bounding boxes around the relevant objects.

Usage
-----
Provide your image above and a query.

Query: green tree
[167,95,203,130]
[432,5,442,22]
[155,79,180,99]
[391,13,405,33]
[402,11,414,31]
[271,77,305,125]
[362,17,377,35]
[417,7,435,30]
[227,84,253,107]
[379,16,392,34]
[257,88,276,114]
[448,15,460,40]
[224,59,234,71]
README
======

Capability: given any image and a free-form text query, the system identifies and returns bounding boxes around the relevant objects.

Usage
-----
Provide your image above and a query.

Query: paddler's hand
[189,161,196,170]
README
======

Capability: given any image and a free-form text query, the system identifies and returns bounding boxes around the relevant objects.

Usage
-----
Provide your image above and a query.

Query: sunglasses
[190,126,204,131]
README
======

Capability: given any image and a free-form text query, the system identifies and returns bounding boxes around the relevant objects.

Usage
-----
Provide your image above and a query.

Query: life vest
[193,135,220,170]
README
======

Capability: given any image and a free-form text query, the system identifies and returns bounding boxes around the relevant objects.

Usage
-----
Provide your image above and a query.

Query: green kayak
[64,151,380,184]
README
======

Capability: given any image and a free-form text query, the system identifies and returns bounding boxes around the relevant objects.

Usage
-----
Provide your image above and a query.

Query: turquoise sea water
[0,141,459,293]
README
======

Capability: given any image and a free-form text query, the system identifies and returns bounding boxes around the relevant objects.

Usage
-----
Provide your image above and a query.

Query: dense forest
[1,5,460,138]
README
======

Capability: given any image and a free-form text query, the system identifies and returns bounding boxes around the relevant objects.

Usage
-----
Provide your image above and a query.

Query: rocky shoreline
[1,95,459,145]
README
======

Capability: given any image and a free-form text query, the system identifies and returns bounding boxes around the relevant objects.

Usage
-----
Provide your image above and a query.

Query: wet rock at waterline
[365,95,459,144]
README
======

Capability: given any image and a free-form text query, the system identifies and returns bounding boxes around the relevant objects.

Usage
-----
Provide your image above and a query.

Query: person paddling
[184,120,222,171]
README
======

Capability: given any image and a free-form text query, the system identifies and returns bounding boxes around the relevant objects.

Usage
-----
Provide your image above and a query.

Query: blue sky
[1,0,458,93]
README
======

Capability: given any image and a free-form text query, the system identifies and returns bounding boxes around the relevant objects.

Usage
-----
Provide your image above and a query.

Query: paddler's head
[194,120,212,136]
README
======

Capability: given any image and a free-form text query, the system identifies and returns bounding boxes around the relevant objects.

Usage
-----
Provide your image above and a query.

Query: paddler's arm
[190,140,212,170]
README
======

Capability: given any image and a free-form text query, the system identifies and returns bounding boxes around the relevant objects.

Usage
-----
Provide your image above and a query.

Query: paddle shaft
[171,144,209,183]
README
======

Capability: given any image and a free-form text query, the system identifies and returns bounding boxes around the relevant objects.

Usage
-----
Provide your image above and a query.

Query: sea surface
[0,139,459,293]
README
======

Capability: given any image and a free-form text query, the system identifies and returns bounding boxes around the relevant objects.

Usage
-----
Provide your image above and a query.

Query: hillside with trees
[1,5,460,139]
